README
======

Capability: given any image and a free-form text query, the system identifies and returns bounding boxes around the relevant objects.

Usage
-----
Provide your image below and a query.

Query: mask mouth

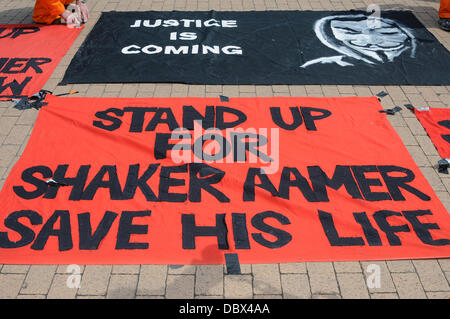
[347,41,405,51]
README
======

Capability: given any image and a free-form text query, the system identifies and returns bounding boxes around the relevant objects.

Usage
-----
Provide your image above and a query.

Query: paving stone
[1,265,30,274]
[391,273,427,299]
[137,265,167,296]
[168,265,196,274]
[47,274,78,299]
[307,262,339,295]
[415,136,439,156]
[406,145,431,167]
[404,117,428,136]
[166,274,195,299]
[413,260,450,292]
[395,126,417,145]
[370,292,399,299]
[0,274,25,298]
[438,259,450,272]
[77,265,112,296]
[106,274,138,299]
[419,167,446,191]
[0,116,17,136]
[16,294,46,299]
[4,125,31,145]
[255,86,273,97]
[333,262,362,273]
[426,292,450,299]
[224,275,253,299]
[280,274,311,299]
[279,263,307,274]
[337,273,370,299]
[252,264,282,295]
[289,85,307,96]
[195,265,223,296]
[112,265,140,274]
[20,265,57,295]
[188,85,206,97]
[386,260,415,273]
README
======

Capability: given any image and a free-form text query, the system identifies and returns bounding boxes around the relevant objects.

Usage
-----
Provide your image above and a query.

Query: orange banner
[415,107,450,159]
[0,24,81,100]
[0,95,449,264]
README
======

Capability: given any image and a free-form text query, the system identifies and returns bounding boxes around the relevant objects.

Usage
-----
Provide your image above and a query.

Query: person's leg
[439,0,450,31]
[32,0,68,24]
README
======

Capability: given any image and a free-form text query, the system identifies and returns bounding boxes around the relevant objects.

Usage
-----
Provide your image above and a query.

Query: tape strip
[379,106,402,115]
[224,253,241,274]
[376,91,389,99]
[220,95,229,102]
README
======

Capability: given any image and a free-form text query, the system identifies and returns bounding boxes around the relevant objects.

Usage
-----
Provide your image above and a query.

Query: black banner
[61,10,450,86]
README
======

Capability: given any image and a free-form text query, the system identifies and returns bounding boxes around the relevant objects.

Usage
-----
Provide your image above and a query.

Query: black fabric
[224,253,241,274]
[379,106,402,115]
[61,10,450,85]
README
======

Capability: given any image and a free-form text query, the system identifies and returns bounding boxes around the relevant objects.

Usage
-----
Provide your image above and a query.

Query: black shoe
[438,18,450,31]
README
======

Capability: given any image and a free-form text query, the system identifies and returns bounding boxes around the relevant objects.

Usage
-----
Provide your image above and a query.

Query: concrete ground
[0,0,449,299]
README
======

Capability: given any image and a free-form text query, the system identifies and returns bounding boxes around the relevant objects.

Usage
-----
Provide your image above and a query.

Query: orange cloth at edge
[440,0,450,18]
[33,0,75,25]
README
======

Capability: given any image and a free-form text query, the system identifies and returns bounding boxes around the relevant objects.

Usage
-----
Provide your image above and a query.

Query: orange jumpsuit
[440,0,450,18]
[33,0,75,24]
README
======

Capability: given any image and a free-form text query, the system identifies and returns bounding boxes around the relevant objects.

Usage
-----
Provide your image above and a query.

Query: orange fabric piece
[32,0,74,25]
[0,96,449,265]
[440,0,450,18]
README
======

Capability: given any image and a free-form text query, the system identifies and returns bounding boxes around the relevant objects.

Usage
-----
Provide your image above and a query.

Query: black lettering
[115,210,151,249]
[81,165,123,200]
[21,58,51,74]
[232,213,250,249]
[373,210,410,246]
[279,167,321,202]
[353,212,382,246]
[0,76,32,96]
[351,166,391,201]
[124,107,156,132]
[44,164,90,200]
[1,58,28,74]
[182,105,215,130]
[13,166,53,199]
[270,107,303,130]
[31,210,72,251]
[0,28,15,39]
[11,27,39,39]
[308,165,363,201]
[0,210,43,248]
[154,133,190,160]
[182,213,229,249]
[159,164,187,202]
[93,108,124,131]
[300,107,332,131]
[145,107,179,131]
[318,210,365,246]
[78,211,118,250]
[123,164,159,201]
[189,163,229,202]
[215,106,247,129]
[402,210,450,246]
[378,165,430,201]
[251,211,292,248]
[243,168,279,201]
[230,132,272,163]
